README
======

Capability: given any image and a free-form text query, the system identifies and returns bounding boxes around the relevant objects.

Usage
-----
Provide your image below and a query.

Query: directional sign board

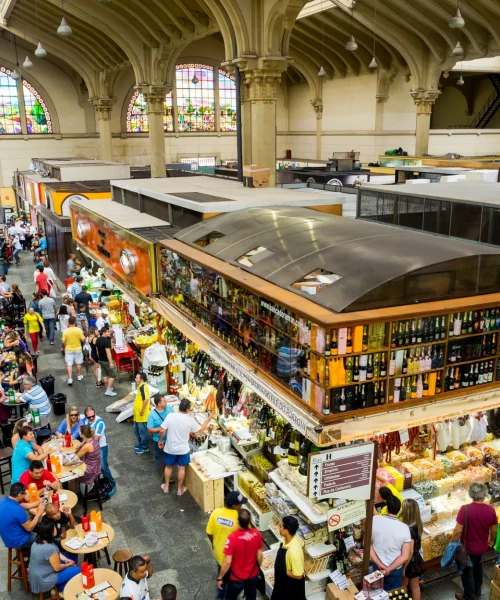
[308,442,375,501]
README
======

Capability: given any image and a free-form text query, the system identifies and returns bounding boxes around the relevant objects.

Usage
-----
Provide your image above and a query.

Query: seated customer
[0,482,45,550]
[45,503,78,563]
[11,418,28,448]
[11,425,48,483]
[18,375,51,417]
[20,459,61,492]
[56,405,83,441]
[28,518,80,593]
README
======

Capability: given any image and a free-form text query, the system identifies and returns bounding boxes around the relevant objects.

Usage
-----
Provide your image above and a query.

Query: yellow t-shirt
[206,507,239,565]
[133,383,151,422]
[24,312,43,333]
[62,326,85,352]
[380,483,403,516]
[284,534,305,577]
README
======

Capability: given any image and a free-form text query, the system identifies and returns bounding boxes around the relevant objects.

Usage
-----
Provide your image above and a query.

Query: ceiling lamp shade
[318,65,327,78]
[457,75,465,86]
[23,55,33,69]
[369,56,378,70]
[191,74,199,84]
[449,8,465,29]
[11,69,20,80]
[35,42,47,57]
[345,35,358,52]
[452,41,464,56]
[57,17,73,36]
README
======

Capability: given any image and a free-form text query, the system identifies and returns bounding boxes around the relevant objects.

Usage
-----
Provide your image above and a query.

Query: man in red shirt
[35,265,52,297]
[451,482,498,600]
[217,508,263,600]
[20,459,61,492]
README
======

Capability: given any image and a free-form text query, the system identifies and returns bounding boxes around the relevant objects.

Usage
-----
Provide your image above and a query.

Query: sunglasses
[87,415,96,420]
[70,414,79,417]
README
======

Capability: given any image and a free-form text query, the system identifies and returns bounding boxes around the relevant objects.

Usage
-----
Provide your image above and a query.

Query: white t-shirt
[13,236,22,250]
[96,316,110,331]
[160,411,201,455]
[371,515,411,567]
[120,572,149,600]
[8,225,16,236]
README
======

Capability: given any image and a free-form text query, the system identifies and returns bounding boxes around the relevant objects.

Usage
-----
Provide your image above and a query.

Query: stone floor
[0,258,497,600]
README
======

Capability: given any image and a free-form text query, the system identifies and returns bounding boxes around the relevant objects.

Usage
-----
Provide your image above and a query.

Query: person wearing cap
[95,309,111,332]
[207,491,247,598]
[147,394,174,467]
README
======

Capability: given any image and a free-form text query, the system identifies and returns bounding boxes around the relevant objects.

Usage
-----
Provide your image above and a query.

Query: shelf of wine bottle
[390,314,448,349]
[443,359,495,391]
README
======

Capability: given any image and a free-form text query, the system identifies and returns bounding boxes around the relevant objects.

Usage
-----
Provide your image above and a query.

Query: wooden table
[61,523,115,566]
[29,489,78,515]
[64,568,122,600]
[53,461,87,483]
[43,438,80,454]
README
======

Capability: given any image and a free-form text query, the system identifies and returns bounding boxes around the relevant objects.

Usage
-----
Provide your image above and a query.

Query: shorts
[99,361,118,378]
[65,350,84,366]
[163,452,191,467]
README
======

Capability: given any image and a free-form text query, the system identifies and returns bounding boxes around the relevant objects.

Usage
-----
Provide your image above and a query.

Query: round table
[64,568,122,600]
[61,523,115,566]
[28,415,49,431]
[52,460,87,483]
[29,489,78,515]
[43,438,80,454]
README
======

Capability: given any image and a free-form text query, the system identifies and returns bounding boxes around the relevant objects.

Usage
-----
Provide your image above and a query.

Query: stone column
[411,90,440,156]
[375,94,387,131]
[311,98,323,160]
[91,97,115,161]
[140,85,170,178]
[243,69,283,187]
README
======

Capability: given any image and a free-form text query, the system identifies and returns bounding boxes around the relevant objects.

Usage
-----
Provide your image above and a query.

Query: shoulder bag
[404,529,425,578]
[454,505,469,568]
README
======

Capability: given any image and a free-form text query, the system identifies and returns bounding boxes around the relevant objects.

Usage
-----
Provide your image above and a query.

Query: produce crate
[185,462,224,512]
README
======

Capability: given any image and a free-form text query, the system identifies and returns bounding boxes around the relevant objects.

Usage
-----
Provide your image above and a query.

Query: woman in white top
[34,259,57,296]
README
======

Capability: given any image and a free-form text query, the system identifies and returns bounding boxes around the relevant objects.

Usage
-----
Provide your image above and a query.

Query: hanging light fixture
[369,57,378,70]
[318,65,327,78]
[11,69,20,80]
[369,0,378,69]
[35,42,47,58]
[57,17,73,36]
[191,74,199,85]
[10,33,20,79]
[449,1,465,30]
[345,1,358,52]
[318,0,326,78]
[456,75,465,85]
[23,55,33,69]
[452,40,464,56]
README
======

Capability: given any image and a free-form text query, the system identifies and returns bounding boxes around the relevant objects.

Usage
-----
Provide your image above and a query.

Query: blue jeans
[13,248,21,264]
[44,318,56,343]
[100,445,116,487]
[133,422,149,450]
[224,575,260,600]
[20,531,36,550]
[56,566,81,591]
[383,567,403,591]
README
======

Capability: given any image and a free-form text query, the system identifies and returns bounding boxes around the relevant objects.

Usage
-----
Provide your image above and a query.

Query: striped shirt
[81,414,107,447]
[21,385,51,417]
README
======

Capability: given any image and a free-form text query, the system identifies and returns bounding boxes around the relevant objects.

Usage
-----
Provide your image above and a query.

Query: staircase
[470,74,500,129]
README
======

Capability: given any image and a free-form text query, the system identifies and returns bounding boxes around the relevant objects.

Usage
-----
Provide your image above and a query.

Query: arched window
[219,70,237,132]
[176,64,214,132]
[126,89,173,133]
[0,67,52,134]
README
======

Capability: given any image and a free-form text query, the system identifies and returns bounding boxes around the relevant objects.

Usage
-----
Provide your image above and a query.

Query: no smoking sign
[328,514,341,528]
[327,500,366,532]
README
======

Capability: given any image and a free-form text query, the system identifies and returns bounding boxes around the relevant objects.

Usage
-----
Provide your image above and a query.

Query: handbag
[404,532,425,578]
[454,505,469,568]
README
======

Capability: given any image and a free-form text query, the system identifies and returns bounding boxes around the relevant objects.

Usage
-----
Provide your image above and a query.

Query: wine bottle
[488,360,494,383]
[454,367,460,389]
[423,318,430,343]
[425,347,432,371]
[478,362,484,385]
[485,310,491,332]
[394,379,401,402]
[359,384,367,408]
[461,314,467,336]
[399,378,405,401]
[492,333,497,356]
[411,319,417,344]
[331,330,338,356]
[468,365,474,387]
[434,317,440,341]
[346,328,353,353]
[479,311,485,332]
[362,325,369,351]
[404,321,410,346]
[379,381,385,405]
[440,316,446,340]
[462,368,469,387]
[353,357,360,382]
[397,322,404,347]
[391,323,397,348]
[347,386,356,411]
[380,354,387,377]
[373,382,379,406]
[423,373,429,396]
[428,318,434,342]
[287,430,301,466]
[405,377,412,400]
[402,350,408,375]
[325,334,331,357]
[298,439,312,476]
[416,375,423,398]
[449,314,455,337]
[435,372,442,394]
[367,355,373,379]
[410,376,417,399]
[323,392,331,416]
[416,318,423,344]
[450,349,456,363]
[389,351,396,376]
[339,389,346,412]
[473,311,479,333]
[467,311,473,334]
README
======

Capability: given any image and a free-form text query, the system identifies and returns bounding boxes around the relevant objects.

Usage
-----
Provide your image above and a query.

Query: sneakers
[105,390,117,396]
[67,378,73,386]
[77,375,83,381]
[95,381,104,388]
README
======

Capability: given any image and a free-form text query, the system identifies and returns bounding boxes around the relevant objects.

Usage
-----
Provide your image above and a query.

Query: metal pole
[235,65,243,183]
[362,440,379,577]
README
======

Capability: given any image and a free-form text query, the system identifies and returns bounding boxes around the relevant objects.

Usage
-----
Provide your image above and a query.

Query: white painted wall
[383,74,416,131]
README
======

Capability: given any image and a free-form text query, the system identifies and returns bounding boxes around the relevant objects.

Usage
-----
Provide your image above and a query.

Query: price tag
[344,535,355,551]
[329,569,349,590]
[399,429,410,444]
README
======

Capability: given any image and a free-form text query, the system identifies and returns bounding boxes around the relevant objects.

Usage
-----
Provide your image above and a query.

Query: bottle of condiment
[64,431,71,448]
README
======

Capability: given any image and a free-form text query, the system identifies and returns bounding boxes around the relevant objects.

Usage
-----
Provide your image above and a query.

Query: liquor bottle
[416,375,423,398]
[339,389,347,412]
[462,367,469,387]
[454,367,460,389]
[488,360,494,383]
[402,350,408,375]
[467,311,474,335]
[397,322,404,347]
[325,334,331,357]
[428,318,434,343]
[454,313,462,337]
[479,311,485,332]
[423,318,430,343]
[461,313,467,336]
[435,372,441,394]
[359,384,367,408]
[450,349,456,363]
[456,348,462,363]
[405,377,412,400]
[394,379,401,402]
[410,376,417,399]
[367,355,373,380]
[437,346,444,368]
[434,317,440,341]
[373,353,380,378]
[379,382,385,405]
[416,318,423,344]
[449,314,455,337]
[346,328,353,353]
[473,311,480,333]
[373,382,379,406]
[331,330,338,356]
[380,354,387,377]
[440,316,446,340]
[491,333,497,356]
[485,310,491,332]
[362,325,369,351]
[389,351,396,376]
[478,362,484,385]
[411,319,417,345]
[399,378,406,401]
[404,321,410,346]
[288,430,301,466]
[425,347,432,371]
[323,392,331,416]
[419,349,425,373]
[353,357,360,382]
[298,439,312,476]
[447,368,455,391]
[347,386,356,411]
[391,323,397,348]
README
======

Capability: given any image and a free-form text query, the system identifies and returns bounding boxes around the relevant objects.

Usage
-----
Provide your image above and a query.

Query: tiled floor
[0,258,496,600]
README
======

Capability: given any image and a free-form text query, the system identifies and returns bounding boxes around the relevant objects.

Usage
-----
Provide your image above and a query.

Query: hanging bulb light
[345,35,358,52]
[23,55,33,69]
[11,69,20,80]
[191,74,199,85]
[456,75,465,85]
[35,42,47,58]
[449,8,465,29]
[57,17,73,37]
[452,41,464,56]
[369,57,378,70]
[318,65,327,78]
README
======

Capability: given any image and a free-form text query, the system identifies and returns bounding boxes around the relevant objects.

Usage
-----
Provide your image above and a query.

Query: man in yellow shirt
[134,372,151,455]
[61,316,85,386]
[272,516,306,600]
[206,491,247,597]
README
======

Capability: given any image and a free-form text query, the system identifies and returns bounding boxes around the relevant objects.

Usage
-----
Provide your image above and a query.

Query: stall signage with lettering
[308,442,374,501]
[327,500,366,532]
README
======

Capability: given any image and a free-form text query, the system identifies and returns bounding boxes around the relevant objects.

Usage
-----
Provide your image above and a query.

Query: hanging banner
[327,500,366,532]
[308,442,375,501]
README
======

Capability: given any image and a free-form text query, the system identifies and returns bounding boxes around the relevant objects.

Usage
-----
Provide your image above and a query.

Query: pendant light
[318,66,327,78]
[449,1,465,30]
[456,75,464,86]
[452,41,464,56]
[318,0,326,78]
[35,42,47,58]
[57,17,73,37]
[11,69,20,80]
[10,33,20,80]
[23,55,33,69]
[191,74,199,85]
[345,1,358,52]
[369,0,378,70]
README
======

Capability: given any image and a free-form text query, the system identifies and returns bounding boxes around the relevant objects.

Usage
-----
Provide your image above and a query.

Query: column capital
[90,97,116,121]
[242,70,283,103]
[136,84,172,115]
[410,89,441,115]
[311,98,323,119]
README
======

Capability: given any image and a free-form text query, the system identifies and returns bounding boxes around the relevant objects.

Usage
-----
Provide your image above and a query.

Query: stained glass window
[0,67,21,134]
[23,81,52,134]
[219,71,237,132]
[126,90,173,133]
[176,64,215,132]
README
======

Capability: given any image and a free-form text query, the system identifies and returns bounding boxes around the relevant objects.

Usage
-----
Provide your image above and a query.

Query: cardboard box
[326,578,359,600]
[243,164,269,188]
[494,565,500,585]
[490,579,500,600]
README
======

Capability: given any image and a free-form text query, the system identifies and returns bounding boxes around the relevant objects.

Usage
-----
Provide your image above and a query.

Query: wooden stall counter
[185,462,225,513]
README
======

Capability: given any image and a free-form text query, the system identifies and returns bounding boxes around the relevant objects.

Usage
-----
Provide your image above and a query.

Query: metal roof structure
[174,206,500,313]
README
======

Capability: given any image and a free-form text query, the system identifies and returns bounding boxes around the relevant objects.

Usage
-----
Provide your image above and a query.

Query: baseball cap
[226,491,248,507]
